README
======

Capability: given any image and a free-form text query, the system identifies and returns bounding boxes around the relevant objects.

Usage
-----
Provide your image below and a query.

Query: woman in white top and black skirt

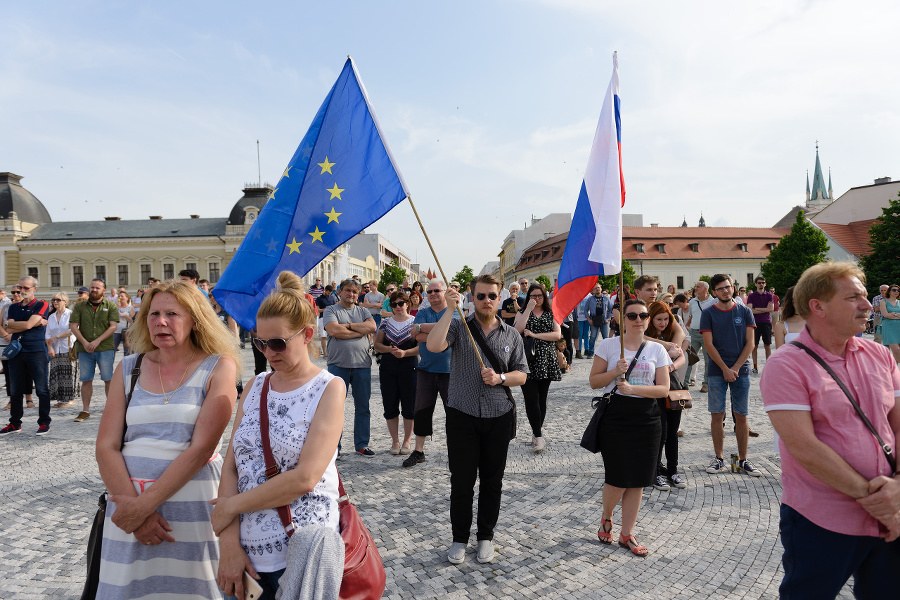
[589,298,671,557]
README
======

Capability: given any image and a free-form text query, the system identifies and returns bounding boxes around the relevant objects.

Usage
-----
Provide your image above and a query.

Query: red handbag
[259,373,386,600]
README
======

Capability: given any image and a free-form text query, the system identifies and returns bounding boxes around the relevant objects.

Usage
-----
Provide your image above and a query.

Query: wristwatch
[499,373,506,385]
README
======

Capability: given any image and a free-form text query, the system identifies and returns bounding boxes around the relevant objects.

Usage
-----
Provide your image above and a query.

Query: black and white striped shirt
[446,316,529,418]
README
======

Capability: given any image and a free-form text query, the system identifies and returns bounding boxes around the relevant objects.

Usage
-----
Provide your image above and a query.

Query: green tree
[452,265,475,290]
[535,274,552,291]
[598,260,636,294]
[698,275,711,285]
[760,210,829,297]
[378,259,407,294]
[860,192,900,297]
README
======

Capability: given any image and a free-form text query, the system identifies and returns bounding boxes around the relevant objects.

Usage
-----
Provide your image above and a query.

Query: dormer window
[738,243,748,252]
[635,243,645,254]
[767,242,777,250]
[656,243,666,254]
[690,243,700,253]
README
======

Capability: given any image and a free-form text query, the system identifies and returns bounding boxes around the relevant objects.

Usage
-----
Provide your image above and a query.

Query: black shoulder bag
[467,315,519,440]
[580,342,646,453]
[789,341,896,472]
[81,353,145,600]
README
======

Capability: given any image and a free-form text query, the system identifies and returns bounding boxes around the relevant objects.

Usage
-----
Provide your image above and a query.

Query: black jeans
[522,378,551,438]
[379,357,416,420]
[412,370,449,437]
[656,398,682,477]
[445,406,513,543]
[9,350,50,428]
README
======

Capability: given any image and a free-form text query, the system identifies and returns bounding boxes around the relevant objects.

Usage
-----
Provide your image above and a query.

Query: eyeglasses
[426,289,442,294]
[253,329,305,353]
[714,285,733,292]
[529,294,544,299]
[756,281,766,284]
[18,285,32,291]
[475,293,498,301]
[390,300,406,308]
[625,312,651,321]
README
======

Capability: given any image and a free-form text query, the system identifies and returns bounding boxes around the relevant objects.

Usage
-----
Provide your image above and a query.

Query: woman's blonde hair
[53,292,69,303]
[257,271,319,356]
[127,280,241,371]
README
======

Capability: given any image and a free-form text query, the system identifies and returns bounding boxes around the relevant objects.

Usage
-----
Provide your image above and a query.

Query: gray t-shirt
[322,303,373,369]
[364,291,385,316]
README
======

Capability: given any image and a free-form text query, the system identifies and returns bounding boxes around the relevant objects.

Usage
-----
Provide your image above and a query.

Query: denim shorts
[707,375,750,415]
[78,349,115,382]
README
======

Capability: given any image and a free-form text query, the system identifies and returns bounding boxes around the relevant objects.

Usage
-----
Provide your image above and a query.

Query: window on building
[73,266,84,287]
[209,263,220,283]
[163,263,174,280]
[50,266,61,288]
[27,267,38,281]
[185,262,197,272]
[95,265,106,283]
[747,273,755,288]
[118,265,129,287]
[677,276,684,289]
[140,264,151,285]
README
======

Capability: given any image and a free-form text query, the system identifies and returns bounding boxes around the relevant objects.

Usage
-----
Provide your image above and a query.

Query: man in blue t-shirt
[403,279,459,468]
[0,276,51,436]
[700,274,760,477]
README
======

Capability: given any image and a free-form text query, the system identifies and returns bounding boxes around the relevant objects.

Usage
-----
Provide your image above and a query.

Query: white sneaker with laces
[653,475,671,491]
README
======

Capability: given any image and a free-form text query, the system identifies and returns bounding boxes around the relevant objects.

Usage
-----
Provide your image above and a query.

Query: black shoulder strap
[120,353,145,449]
[467,316,516,406]
[789,341,895,472]
[623,342,647,380]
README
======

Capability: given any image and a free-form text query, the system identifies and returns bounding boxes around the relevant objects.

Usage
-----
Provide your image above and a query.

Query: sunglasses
[426,289,442,294]
[18,285,32,291]
[529,294,544,299]
[253,329,305,353]
[390,300,406,308]
[51,298,63,302]
[475,293,498,301]
[625,312,651,321]
[10,291,21,295]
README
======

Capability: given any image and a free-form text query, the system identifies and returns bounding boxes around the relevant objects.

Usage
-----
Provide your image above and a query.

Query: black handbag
[580,343,645,453]
[81,354,144,600]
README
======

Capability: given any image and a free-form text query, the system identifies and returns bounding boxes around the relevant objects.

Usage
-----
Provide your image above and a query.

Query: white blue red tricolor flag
[552,52,624,324]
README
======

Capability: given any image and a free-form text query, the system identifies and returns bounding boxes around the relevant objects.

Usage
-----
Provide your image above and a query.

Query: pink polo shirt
[760,328,899,537]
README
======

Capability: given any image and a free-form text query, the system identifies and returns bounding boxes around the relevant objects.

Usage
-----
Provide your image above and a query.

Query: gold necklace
[159,349,196,404]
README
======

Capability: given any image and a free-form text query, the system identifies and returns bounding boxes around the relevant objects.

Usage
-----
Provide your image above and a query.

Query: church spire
[699,212,706,227]
[828,168,833,199]
[810,142,828,202]
[806,170,810,202]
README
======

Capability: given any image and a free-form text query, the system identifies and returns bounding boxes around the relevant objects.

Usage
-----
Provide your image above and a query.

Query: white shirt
[595,337,672,395]
[45,308,74,354]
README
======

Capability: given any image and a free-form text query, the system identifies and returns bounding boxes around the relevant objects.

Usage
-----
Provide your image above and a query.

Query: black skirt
[598,394,662,488]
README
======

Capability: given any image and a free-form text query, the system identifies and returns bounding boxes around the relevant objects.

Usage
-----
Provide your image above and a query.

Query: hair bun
[276,271,303,292]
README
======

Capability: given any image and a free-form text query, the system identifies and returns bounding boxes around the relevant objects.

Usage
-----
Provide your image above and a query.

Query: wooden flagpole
[406,195,485,369]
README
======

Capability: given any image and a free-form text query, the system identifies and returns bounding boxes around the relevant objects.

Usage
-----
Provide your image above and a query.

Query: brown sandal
[597,518,613,544]
[618,534,648,557]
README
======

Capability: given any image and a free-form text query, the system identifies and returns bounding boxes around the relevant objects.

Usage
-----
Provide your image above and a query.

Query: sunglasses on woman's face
[390,300,406,308]
[253,329,305,353]
[625,312,651,321]
[475,293,498,301]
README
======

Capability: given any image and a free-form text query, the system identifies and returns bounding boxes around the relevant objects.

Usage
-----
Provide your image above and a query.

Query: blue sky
[3,1,899,277]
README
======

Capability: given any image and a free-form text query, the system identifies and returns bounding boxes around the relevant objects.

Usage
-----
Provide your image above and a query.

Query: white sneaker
[448,542,466,564]
[533,437,546,452]
[476,539,495,563]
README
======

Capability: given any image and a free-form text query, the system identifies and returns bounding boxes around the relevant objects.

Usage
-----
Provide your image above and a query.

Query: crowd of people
[1,263,898,597]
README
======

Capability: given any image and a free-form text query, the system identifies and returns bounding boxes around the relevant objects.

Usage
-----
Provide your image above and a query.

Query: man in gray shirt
[427,274,528,565]
[323,279,377,456]
[360,279,385,328]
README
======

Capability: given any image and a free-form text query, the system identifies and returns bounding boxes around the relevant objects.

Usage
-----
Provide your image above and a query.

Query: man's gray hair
[428,278,445,290]
[18,275,37,288]
[696,281,709,291]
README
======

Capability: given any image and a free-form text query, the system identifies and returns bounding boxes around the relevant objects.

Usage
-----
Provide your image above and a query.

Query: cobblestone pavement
[0,344,856,599]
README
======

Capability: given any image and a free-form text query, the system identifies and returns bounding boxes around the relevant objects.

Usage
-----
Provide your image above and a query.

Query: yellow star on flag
[324,207,342,223]
[286,237,303,254]
[308,227,325,243]
[327,183,344,200]
[268,187,278,200]
[282,166,291,179]
[318,157,335,174]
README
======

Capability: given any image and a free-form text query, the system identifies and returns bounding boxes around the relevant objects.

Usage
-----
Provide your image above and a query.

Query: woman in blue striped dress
[95,280,240,599]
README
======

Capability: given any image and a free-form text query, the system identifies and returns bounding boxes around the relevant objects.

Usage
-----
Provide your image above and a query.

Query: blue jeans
[779,504,900,599]
[588,323,607,354]
[577,320,590,353]
[327,365,372,451]
[707,374,750,415]
[224,568,286,600]
[683,329,708,386]
[8,350,50,428]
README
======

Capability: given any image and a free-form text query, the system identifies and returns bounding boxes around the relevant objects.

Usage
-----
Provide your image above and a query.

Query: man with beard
[0,277,51,435]
[427,274,528,565]
[69,278,119,422]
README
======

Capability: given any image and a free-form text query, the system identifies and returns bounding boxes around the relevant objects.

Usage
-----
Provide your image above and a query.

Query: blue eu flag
[215,57,410,331]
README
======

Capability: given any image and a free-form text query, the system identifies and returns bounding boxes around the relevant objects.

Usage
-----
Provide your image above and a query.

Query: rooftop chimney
[105,217,121,221]
[190,214,200,219]
[874,177,892,184]
[149,215,162,220]
[650,223,658,228]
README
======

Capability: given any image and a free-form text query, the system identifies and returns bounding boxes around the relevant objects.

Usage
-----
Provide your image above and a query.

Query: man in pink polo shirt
[761,262,900,598]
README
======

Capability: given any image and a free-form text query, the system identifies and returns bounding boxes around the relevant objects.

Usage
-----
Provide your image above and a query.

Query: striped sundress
[97,353,224,600]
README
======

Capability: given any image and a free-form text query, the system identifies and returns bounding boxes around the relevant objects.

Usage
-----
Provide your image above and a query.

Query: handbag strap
[120,353,145,449]
[623,341,646,381]
[259,372,348,538]
[789,341,896,472]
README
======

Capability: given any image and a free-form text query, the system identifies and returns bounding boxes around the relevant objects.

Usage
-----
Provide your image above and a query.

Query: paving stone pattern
[0,346,856,599]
